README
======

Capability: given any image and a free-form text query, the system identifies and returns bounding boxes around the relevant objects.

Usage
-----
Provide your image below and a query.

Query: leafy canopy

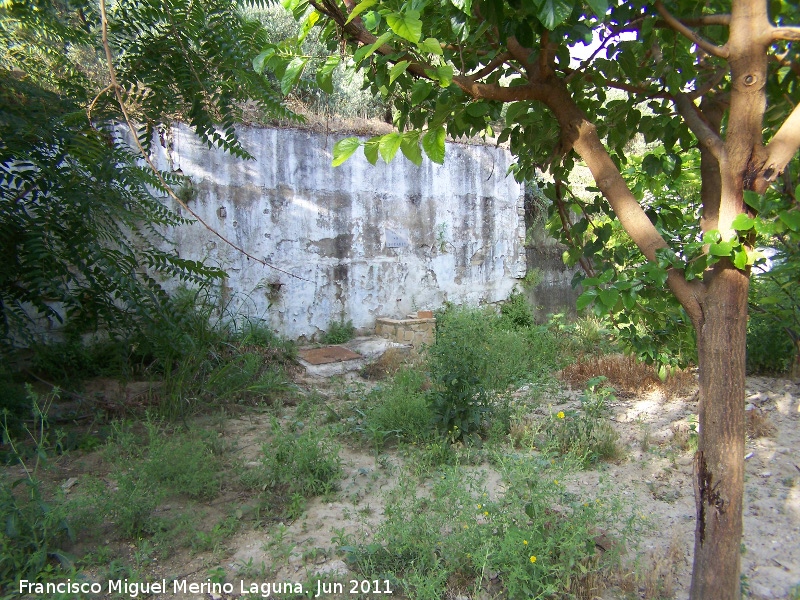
[0,0,295,351]
[274,0,800,372]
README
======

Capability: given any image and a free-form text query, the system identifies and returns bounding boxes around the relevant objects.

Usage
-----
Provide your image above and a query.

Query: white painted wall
[151,124,527,341]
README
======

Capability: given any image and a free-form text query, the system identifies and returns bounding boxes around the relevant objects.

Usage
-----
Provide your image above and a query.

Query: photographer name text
[20,578,393,598]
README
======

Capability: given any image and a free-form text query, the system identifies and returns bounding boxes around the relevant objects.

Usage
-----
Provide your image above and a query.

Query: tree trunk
[690,262,749,600]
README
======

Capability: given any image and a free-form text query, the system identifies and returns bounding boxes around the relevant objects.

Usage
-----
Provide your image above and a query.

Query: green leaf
[363,11,381,29]
[253,48,276,74]
[389,60,410,84]
[281,57,307,95]
[576,289,597,311]
[536,0,574,30]
[708,241,733,256]
[642,154,661,177]
[331,137,361,167]
[466,102,489,117]
[779,210,800,231]
[345,0,377,24]
[401,132,423,166]
[450,0,472,15]
[733,249,748,270]
[598,288,619,308]
[386,10,423,43]
[411,80,433,105]
[422,126,446,164]
[505,101,529,126]
[586,0,608,17]
[364,136,381,165]
[417,37,443,55]
[316,55,340,94]
[354,31,392,64]
[298,10,320,43]
[731,213,755,232]
[426,64,454,87]
[379,133,403,163]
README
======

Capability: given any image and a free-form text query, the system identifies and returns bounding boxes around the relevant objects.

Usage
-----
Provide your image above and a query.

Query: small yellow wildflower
[523,540,528,546]
[530,556,537,564]
[554,479,559,485]
[477,504,482,509]
[484,511,489,516]
[463,524,469,529]
[557,411,565,419]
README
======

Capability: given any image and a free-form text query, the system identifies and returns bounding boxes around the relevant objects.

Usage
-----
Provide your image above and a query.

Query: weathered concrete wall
[151,124,528,341]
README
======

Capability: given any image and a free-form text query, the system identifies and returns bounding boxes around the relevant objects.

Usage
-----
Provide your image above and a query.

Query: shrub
[427,306,560,439]
[746,310,796,374]
[0,390,72,587]
[361,369,435,446]
[343,462,633,600]
[499,289,535,330]
[322,320,356,344]
[539,378,623,468]
[259,419,342,499]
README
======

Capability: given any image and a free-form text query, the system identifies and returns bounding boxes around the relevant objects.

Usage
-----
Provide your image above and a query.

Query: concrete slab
[297,337,409,378]
[298,346,362,365]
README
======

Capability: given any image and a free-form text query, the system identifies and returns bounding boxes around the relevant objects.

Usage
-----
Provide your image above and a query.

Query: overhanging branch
[654,0,729,59]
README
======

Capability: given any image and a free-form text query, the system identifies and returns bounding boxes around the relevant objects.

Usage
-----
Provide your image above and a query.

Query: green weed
[0,389,73,588]
[322,319,356,344]
[343,461,634,600]
[357,369,434,449]
[537,379,623,468]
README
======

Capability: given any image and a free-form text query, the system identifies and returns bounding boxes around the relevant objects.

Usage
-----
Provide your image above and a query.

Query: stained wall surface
[152,124,528,340]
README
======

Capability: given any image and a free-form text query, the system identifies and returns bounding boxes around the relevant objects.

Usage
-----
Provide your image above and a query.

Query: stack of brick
[375,311,435,347]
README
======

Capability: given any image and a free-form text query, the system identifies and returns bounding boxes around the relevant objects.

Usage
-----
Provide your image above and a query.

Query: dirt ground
[23,362,800,600]
[168,370,799,600]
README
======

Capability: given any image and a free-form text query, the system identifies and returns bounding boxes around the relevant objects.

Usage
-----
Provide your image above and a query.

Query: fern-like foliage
[0,0,294,353]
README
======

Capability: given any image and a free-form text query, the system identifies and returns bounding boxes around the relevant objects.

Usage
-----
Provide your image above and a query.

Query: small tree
[0,0,294,351]
[267,0,800,596]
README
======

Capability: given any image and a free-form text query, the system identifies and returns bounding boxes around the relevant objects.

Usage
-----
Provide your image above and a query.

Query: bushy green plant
[499,289,535,330]
[0,390,72,587]
[428,307,560,439]
[322,320,356,345]
[343,462,634,600]
[258,418,342,499]
[360,369,434,448]
[747,276,797,374]
[538,379,622,468]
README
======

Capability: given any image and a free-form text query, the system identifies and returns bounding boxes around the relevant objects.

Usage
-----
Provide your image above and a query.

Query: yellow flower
[554,479,559,485]
[523,540,528,546]
[477,504,482,509]
[557,411,565,419]
[530,556,537,564]
[484,511,489,516]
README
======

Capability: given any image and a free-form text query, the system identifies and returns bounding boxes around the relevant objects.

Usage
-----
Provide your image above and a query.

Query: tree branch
[753,101,800,193]
[466,52,512,82]
[772,26,800,42]
[687,67,727,100]
[673,93,725,160]
[654,0,729,59]
[681,15,731,27]
[98,0,310,283]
